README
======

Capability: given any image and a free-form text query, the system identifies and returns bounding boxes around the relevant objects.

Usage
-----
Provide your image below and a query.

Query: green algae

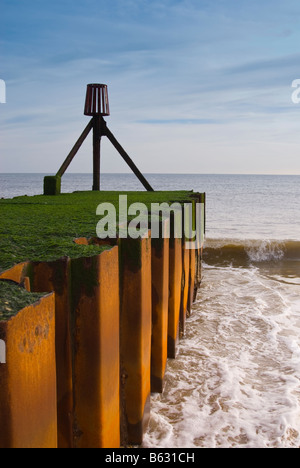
[44,175,61,196]
[0,281,46,321]
[0,190,195,272]
[70,255,100,310]
[119,237,143,276]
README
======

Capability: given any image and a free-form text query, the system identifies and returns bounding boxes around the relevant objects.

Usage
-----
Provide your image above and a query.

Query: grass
[0,190,195,272]
[0,281,46,320]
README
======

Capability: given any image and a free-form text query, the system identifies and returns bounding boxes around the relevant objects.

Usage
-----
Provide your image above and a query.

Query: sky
[1,0,300,175]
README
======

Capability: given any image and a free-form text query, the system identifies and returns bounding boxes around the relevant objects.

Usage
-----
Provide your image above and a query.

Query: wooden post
[0,291,57,449]
[180,239,190,336]
[31,259,73,449]
[119,235,152,446]
[55,90,154,192]
[93,116,101,191]
[168,236,182,359]
[151,234,169,393]
[71,248,120,448]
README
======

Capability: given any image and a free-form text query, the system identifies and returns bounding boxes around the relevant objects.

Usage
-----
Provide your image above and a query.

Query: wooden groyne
[0,191,205,448]
[0,286,56,449]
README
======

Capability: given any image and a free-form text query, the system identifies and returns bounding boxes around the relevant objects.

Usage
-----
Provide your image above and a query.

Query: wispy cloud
[1,0,300,174]
[137,119,222,125]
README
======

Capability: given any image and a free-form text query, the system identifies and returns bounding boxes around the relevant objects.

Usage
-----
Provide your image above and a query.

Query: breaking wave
[203,239,300,267]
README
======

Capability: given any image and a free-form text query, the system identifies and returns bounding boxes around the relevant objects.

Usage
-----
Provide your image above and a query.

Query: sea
[0,173,299,448]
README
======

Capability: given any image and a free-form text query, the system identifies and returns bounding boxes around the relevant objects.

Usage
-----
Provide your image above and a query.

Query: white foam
[143,265,300,448]
[245,240,285,263]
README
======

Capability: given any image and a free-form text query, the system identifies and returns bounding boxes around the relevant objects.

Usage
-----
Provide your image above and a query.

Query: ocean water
[0,173,299,240]
[1,173,300,448]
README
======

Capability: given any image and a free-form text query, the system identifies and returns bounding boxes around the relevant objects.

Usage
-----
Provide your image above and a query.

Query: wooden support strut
[101,118,154,192]
[56,119,93,178]
[93,116,101,191]
[56,116,154,192]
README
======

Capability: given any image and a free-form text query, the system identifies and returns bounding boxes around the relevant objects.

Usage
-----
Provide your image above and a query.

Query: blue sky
[1,0,300,174]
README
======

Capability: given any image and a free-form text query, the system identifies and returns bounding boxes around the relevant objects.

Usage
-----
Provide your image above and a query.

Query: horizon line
[0,172,299,177]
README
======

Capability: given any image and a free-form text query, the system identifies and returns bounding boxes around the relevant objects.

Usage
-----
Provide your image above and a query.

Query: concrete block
[43,176,61,196]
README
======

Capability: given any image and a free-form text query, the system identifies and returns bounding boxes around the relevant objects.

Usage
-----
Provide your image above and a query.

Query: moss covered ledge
[0,281,47,321]
[0,190,195,272]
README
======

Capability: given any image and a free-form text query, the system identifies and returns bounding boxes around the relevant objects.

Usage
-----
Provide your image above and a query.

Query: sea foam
[144,265,300,448]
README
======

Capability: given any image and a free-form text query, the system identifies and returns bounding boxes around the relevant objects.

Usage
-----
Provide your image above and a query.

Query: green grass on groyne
[0,191,194,273]
[0,281,46,320]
